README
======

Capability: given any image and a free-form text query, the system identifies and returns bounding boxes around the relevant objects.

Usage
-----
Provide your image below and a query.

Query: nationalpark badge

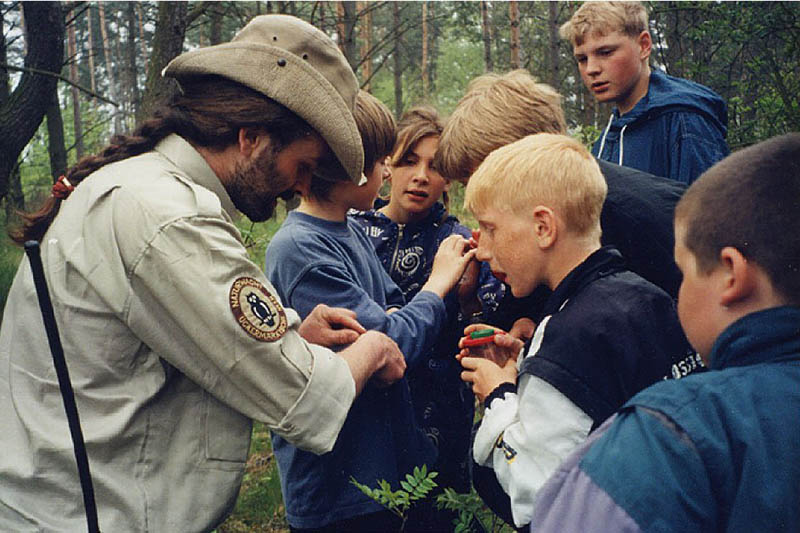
[229,277,288,342]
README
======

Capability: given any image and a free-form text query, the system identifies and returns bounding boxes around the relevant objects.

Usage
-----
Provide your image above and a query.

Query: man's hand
[339,331,406,396]
[458,356,517,403]
[299,304,366,347]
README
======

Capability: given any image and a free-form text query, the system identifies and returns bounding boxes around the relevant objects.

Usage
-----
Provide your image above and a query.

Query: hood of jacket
[607,68,728,135]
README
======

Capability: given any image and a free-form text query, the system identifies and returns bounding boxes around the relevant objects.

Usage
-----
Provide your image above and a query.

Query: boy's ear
[292,172,313,197]
[443,179,452,193]
[637,30,652,62]
[532,206,557,249]
[718,246,756,307]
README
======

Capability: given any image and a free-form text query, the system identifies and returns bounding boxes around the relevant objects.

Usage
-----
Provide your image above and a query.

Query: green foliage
[351,464,438,526]
[436,487,516,533]
[0,221,23,328]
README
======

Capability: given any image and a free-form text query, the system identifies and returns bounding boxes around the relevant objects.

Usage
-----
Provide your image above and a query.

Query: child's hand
[459,356,517,403]
[422,235,477,298]
[509,317,536,342]
[457,327,523,365]
[456,258,481,316]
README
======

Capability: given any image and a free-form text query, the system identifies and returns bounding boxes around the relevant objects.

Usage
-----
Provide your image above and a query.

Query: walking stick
[24,241,100,533]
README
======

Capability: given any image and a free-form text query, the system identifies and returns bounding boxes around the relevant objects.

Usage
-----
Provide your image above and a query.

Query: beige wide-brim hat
[163,14,365,185]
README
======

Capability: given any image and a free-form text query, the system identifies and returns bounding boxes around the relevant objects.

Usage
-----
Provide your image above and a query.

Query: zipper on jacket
[390,224,405,277]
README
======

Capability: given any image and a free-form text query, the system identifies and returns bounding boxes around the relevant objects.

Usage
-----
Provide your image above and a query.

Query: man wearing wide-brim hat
[0,15,405,532]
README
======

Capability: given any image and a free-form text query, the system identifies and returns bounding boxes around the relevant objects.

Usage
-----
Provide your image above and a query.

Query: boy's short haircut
[391,105,444,168]
[559,1,648,46]
[309,90,396,201]
[465,133,607,240]
[435,70,565,182]
[675,133,800,305]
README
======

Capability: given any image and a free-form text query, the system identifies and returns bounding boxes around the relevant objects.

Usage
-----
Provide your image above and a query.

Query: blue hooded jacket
[593,69,729,185]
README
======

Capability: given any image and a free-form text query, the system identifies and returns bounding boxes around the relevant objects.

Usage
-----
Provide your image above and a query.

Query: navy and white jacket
[594,68,729,185]
[532,306,800,533]
[350,199,505,491]
[495,160,686,336]
[473,246,698,527]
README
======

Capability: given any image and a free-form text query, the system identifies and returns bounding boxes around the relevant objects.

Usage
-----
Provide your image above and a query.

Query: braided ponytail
[11,76,312,244]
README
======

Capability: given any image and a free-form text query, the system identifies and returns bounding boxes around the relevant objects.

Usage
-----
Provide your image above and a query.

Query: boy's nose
[475,242,491,262]
[586,56,601,75]
[412,166,430,183]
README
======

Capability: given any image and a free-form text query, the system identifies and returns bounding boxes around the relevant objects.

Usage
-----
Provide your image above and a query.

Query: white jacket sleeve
[473,374,593,527]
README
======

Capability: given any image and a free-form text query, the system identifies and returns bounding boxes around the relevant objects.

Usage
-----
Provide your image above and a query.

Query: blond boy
[458,133,693,528]
[264,91,475,531]
[560,1,728,184]
[436,69,686,298]
[531,133,800,532]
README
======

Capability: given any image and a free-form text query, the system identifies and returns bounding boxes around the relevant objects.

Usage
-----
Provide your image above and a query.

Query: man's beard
[225,145,294,222]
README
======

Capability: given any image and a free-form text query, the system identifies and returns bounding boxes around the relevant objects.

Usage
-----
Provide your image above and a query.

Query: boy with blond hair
[264,91,475,531]
[531,133,800,533]
[561,1,729,184]
[458,133,693,529]
[436,69,690,300]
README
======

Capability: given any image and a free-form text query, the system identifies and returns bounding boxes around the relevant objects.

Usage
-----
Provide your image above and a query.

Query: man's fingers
[325,329,360,346]
[322,305,366,334]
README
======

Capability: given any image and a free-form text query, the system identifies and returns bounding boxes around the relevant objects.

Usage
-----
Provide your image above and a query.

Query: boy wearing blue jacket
[264,91,475,531]
[532,133,800,533]
[561,1,729,184]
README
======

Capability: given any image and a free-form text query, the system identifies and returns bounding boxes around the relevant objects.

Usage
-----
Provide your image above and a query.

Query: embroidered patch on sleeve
[229,277,288,342]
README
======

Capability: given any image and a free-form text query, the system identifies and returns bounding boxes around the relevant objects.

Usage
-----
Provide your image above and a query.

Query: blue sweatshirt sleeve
[286,262,446,367]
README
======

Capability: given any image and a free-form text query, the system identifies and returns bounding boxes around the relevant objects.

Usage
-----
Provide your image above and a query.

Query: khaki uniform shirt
[0,135,355,532]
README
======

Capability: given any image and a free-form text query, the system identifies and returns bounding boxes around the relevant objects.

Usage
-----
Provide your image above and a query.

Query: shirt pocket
[203,390,252,468]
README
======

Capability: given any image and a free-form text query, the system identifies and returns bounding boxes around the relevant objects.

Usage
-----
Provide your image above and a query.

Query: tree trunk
[98,3,123,134]
[392,1,403,117]
[67,5,84,159]
[358,1,372,91]
[421,2,429,98]
[126,2,140,125]
[209,2,224,45]
[0,2,65,200]
[137,1,189,126]
[86,4,96,94]
[481,1,493,72]
[336,1,358,71]
[46,89,68,182]
[548,1,560,89]
[509,0,520,69]
[1,6,23,215]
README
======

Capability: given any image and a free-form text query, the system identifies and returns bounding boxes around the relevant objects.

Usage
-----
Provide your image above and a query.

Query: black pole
[24,241,100,533]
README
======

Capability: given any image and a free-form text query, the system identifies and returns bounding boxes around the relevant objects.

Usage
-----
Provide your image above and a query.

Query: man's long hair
[11,76,312,244]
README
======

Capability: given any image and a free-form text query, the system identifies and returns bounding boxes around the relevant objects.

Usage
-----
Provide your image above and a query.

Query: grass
[217,423,289,533]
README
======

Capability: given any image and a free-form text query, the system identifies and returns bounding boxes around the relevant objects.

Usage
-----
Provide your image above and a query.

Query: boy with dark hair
[532,133,800,532]
[457,133,694,529]
[561,1,729,184]
[264,91,476,531]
